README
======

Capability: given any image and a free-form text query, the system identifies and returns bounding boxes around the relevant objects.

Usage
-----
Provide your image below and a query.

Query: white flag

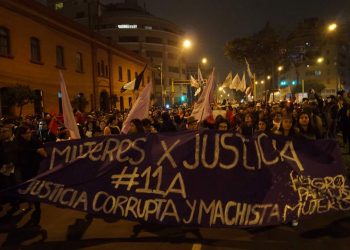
[121,82,152,134]
[190,75,199,88]
[198,67,204,85]
[245,58,253,79]
[191,68,215,122]
[59,71,81,139]
[229,73,241,90]
[194,87,201,96]
[221,72,232,88]
[237,72,246,92]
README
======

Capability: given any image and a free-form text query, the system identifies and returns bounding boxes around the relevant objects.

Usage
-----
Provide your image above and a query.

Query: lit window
[55,2,64,10]
[117,24,137,29]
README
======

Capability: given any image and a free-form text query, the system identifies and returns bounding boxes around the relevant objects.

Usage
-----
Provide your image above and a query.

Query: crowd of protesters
[1,88,350,225]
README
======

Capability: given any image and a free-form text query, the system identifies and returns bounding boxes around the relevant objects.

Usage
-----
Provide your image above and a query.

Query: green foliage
[224,23,286,77]
[3,85,35,116]
[292,82,326,93]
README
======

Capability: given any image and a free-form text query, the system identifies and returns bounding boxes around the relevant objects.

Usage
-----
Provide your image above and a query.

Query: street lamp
[277,66,283,89]
[317,57,324,64]
[201,57,208,64]
[328,23,337,32]
[267,75,271,80]
[183,39,192,49]
[261,80,265,84]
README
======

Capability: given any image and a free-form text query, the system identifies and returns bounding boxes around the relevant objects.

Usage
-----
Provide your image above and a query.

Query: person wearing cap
[186,116,198,131]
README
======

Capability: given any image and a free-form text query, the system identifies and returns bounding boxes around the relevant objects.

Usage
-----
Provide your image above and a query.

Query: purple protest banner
[3,130,350,227]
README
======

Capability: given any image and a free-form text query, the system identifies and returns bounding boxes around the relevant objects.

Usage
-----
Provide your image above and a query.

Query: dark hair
[278,114,296,136]
[16,126,30,138]
[296,111,315,136]
[142,118,152,127]
[130,119,145,133]
[215,116,230,130]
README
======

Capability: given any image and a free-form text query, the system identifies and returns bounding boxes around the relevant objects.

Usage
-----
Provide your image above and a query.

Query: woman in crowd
[238,112,255,137]
[296,111,317,140]
[215,116,230,131]
[104,116,121,135]
[274,114,297,138]
[128,119,145,134]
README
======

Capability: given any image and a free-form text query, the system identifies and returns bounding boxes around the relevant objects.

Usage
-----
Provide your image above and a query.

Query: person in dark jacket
[16,126,47,225]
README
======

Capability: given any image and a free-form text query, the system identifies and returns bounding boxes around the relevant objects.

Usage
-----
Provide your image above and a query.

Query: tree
[292,81,326,94]
[3,85,35,116]
[224,23,287,88]
[71,93,89,112]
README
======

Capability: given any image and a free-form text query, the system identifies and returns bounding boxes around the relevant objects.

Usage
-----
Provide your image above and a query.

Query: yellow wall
[0,0,150,116]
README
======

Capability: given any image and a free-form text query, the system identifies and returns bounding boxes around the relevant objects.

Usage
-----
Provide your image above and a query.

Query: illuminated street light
[261,80,265,84]
[219,87,223,91]
[267,75,271,80]
[201,57,208,64]
[255,81,258,85]
[328,23,337,32]
[317,57,324,64]
[277,66,283,71]
[183,39,192,49]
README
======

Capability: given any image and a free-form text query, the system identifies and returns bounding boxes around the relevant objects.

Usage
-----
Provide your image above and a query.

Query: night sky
[104,0,350,81]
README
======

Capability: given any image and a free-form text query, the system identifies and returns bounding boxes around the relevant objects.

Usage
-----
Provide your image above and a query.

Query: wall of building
[0,0,150,116]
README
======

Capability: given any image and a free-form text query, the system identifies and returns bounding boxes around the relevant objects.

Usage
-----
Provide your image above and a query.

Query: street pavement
[0,143,350,250]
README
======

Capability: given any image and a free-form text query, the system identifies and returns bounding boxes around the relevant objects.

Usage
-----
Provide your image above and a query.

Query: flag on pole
[59,71,81,139]
[190,75,199,88]
[245,86,252,96]
[245,58,253,79]
[121,65,147,93]
[121,82,152,134]
[194,87,201,97]
[221,72,232,88]
[229,73,241,90]
[198,67,204,85]
[237,72,246,92]
[191,68,215,122]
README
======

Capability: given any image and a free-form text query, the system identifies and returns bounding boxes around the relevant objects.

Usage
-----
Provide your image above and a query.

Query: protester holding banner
[296,112,317,140]
[214,116,230,131]
[15,126,47,224]
[256,118,270,134]
[238,112,255,137]
[128,119,145,134]
[274,114,297,138]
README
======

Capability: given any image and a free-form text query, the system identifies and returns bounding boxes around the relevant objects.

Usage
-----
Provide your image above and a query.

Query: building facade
[0,0,150,116]
[280,18,350,97]
[47,0,189,106]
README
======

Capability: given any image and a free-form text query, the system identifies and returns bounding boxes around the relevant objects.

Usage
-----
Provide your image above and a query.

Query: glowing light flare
[183,39,192,49]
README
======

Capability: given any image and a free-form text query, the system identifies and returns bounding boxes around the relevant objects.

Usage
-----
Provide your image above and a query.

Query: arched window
[0,27,10,56]
[100,91,109,112]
